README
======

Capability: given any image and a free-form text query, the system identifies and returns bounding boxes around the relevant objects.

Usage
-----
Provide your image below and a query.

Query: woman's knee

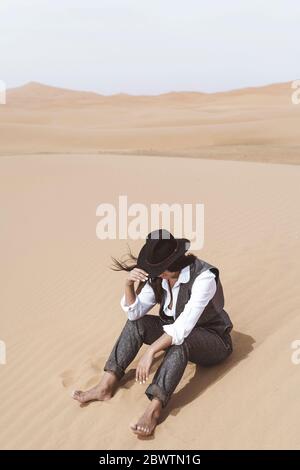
[166,343,189,362]
[125,316,151,340]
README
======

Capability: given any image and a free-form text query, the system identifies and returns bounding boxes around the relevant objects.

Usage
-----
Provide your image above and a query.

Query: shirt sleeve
[120,281,157,321]
[162,269,217,345]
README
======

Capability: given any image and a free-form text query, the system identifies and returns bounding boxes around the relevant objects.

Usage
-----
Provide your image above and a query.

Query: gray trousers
[103,314,233,408]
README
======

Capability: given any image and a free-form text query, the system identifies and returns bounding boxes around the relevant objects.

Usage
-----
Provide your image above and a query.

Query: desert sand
[0,81,300,449]
[0,81,300,164]
[0,150,300,449]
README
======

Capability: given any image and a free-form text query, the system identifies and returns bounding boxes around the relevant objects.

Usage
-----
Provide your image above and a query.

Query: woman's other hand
[136,349,154,384]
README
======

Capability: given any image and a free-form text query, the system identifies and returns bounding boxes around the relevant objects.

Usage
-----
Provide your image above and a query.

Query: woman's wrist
[147,346,156,356]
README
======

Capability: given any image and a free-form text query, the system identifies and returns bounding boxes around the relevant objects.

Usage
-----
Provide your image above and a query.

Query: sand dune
[0,81,299,163]
[1,80,299,449]
[0,153,300,449]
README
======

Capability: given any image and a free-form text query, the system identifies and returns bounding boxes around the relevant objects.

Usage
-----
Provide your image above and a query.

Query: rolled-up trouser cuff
[145,383,170,408]
[103,362,125,381]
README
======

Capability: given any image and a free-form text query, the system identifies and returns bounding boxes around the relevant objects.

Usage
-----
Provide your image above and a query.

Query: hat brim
[136,238,191,277]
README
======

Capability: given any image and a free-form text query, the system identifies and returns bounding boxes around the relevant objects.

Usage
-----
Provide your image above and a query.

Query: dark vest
[159,257,233,337]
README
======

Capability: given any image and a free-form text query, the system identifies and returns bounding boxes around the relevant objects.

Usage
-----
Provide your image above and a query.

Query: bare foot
[72,371,118,404]
[130,398,162,437]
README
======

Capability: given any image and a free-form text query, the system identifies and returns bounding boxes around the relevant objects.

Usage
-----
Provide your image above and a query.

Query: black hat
[136,229,191,277]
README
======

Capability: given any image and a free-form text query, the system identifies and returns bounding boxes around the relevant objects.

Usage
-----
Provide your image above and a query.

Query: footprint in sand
[60,369,77,388]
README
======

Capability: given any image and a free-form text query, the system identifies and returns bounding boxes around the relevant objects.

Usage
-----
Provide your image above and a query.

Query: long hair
[110,245,196,305]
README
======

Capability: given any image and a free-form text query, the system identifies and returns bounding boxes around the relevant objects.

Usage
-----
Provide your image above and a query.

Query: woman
[72,228,233,437]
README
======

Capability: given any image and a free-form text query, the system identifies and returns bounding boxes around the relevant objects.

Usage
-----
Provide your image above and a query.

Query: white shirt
[120,265,217,346]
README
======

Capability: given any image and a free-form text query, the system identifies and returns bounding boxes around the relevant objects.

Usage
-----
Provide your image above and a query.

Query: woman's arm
[124,267,148,305]
[124,280,137,306]
[148,332,172,355]
[120,268,157,320]
[136,333,173,383]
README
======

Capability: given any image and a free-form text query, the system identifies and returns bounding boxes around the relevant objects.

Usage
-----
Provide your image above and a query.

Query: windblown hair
[110,245,196,305]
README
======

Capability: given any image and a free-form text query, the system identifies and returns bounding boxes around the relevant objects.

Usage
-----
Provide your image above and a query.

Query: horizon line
[6,78,297,98]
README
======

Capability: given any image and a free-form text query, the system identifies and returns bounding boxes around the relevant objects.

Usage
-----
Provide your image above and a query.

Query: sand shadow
[159,330,255,423]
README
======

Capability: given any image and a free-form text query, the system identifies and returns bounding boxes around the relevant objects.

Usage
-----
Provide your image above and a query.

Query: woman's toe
[130,420,153,436]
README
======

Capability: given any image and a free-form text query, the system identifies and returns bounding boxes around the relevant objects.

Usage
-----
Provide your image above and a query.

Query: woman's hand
[126,268,149,286]
[136,348,154,384]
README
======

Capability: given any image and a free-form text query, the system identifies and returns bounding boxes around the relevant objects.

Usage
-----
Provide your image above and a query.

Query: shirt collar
[161,264,190,290]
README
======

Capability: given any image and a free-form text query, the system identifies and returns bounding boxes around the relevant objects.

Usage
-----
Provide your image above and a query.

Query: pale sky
[0,0,299,94]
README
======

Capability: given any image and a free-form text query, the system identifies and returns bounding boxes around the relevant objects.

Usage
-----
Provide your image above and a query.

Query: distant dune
[0,81,299,164]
